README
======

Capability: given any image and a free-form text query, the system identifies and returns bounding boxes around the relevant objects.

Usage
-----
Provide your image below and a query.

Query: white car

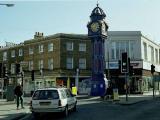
[30,87,77,118]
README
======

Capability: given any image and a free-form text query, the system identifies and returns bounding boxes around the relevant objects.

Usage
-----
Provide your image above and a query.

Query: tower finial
[97,0,99,7]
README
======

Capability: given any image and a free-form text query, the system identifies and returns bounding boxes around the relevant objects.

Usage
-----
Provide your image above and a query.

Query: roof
[36,87,67,91]
[24,33,89,44]
[90,4,106,21]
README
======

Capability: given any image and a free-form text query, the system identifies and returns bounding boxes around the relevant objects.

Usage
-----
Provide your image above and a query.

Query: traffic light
[151,64,155,74]
[16,63,20,74]
[31,70,34,81]
[121,52,128,73]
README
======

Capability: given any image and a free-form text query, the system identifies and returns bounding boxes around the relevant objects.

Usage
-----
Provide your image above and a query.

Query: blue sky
[0,0,160,46]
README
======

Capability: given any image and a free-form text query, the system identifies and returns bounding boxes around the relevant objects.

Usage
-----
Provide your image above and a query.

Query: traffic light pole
[152,73,155,98]
[151,64,155,98]
[1,63,4,99]
[125,73,128,101]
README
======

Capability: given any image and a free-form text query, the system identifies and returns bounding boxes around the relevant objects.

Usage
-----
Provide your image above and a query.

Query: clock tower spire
[87,4,109,96]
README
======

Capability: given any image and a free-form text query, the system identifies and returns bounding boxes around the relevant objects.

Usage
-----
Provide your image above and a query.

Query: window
[111,42,116,60]
[116,42,120,60]
[119,42,126,59]
[11,63,16,74]
[29,47,33,55]
[65,89,72,97]
[48,58,53,70]
[48,43,53,52]
[19,48,23,56]
[33,90,59,100]
[11,50,15,58]
[66,57,73,69]
[3,51,7,61]
[148,46,154,62]
[60,90,67,99]
[29,60,33,71]
[126,41,129,55]
[159,49,160,64]
[66,42,73,51]
[155,49,158,64]
[143,42,147,60]
[39,44,44,53]
[79,43,86,52]
[151,46,154,62]
[39,60,43,70]
[130,41,135,59]
[148,46,151,62]
[79,58,86,69]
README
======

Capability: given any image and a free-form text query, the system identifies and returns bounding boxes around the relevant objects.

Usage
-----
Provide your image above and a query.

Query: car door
[65,89,76,110]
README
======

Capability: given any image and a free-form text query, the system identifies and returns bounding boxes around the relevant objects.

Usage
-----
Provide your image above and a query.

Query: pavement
[0,97,31,120]
[104,90,160,105]
[0,91,159,120]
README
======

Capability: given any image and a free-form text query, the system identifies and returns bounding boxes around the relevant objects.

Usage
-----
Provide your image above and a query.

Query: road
[22,98,160,120]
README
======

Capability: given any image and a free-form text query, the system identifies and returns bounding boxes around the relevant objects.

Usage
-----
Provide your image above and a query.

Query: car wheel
[63,106,68,117]
[73,104,77,112]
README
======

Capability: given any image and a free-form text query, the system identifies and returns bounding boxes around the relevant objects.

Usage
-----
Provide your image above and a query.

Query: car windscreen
[32,90,59,100]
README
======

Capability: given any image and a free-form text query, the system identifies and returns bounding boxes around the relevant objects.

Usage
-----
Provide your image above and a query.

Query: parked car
[30,87,77,118]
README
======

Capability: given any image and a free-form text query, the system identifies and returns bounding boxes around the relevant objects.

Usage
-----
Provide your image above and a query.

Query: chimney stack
[34,32,44,39]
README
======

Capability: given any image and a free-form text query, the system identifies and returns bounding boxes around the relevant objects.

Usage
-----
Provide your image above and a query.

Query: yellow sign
[113,89,119,101]
[72,86,77,95]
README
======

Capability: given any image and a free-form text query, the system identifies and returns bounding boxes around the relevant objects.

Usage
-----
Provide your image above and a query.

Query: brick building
[0,32,92,95]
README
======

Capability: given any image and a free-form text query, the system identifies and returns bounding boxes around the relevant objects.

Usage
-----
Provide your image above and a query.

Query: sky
[0,0,160,46]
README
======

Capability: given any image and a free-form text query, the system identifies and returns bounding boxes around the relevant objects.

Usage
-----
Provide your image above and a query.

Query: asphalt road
[21,98,160,120]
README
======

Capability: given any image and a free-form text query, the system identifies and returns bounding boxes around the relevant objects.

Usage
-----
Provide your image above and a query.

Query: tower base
[90,79,106,96]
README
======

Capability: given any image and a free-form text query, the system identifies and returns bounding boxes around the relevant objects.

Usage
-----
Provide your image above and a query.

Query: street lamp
[0,3,14,7]
[75,68,79,92]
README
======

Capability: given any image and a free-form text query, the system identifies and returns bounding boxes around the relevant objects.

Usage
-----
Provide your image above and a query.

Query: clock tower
[87,3,108,96]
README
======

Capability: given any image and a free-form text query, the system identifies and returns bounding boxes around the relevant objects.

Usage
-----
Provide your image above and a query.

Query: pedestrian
[14,83,24,110]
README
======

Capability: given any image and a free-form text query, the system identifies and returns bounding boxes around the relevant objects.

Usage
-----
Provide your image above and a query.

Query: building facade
[0,43,24,89]
[1,31,160,95]
[105,31,160,93]
[0,32,92,95]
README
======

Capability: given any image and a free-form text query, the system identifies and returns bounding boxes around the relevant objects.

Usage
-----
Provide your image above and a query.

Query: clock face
[90,22,99,32]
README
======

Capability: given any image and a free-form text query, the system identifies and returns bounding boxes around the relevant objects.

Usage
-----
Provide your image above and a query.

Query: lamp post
[75,68,79,92]
[0,3,14,7]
